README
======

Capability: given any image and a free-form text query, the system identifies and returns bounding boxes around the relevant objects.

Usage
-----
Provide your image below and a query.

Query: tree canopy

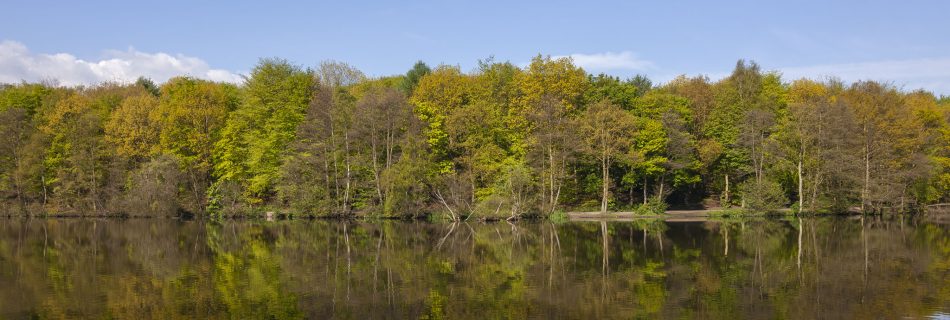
[1,56,947,218]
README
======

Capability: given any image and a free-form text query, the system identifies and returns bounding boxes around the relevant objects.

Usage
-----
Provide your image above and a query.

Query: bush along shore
[2,57,949,220]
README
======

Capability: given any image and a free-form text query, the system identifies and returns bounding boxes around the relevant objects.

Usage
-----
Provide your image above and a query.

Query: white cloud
[0,40,242,86]
[777,58,950,95]
[553,51,654,72]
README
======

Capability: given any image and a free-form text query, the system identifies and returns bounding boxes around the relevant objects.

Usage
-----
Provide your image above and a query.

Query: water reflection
[0,217,947,319]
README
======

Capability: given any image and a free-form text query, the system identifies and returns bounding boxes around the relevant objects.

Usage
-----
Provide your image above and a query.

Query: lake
[0,217,947,319]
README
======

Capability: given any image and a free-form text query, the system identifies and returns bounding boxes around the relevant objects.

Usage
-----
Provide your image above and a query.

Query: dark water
[0,217,947,319]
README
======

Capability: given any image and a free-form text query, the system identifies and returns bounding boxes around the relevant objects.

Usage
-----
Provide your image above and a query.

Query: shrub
[737,178,788,211]
[548,210,569,223]
[122,154,182,216]
[633,198,668,215]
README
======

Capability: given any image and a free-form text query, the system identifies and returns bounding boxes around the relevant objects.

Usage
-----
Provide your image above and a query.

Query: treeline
[1,56,949,218]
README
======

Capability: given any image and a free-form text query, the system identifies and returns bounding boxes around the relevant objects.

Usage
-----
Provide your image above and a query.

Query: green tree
[156,77,238,212]
[400,61,431,95]
[40,94,112,213]
[518,56,587,214]
[214,58,314,206]
[410,65,472,173]
[527,95,579,214]
[0,83,52,206]
[353,87,415,211]
[630,91,699,206]
[844,81,927,212]
[105,94,161,163]
[517,55,588,114]
[585,74,640,110]
[704,60,786,208]
[135,76,160,97]
[578,100,638,212]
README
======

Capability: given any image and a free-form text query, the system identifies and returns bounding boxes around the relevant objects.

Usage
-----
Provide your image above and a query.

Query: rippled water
[0,217,947,319]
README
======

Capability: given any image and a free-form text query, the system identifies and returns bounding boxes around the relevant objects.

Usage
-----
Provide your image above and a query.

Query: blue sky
[2,0,949,94]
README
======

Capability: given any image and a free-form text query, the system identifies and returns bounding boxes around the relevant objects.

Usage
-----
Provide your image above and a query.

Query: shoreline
[566,208,761,222]
[1,208,931,223]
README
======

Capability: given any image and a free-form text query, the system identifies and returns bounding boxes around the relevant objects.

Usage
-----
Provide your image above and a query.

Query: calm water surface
[0,217,947,319]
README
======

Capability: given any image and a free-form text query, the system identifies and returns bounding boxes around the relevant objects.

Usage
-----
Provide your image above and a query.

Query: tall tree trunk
[324,144,332,203]
[386,129,394,169]
[643,176,648,205]
[370,131,383,204]
[601,156,609,213]
[751,127,759,182]
[628,184,634,207]
[41,172,48,205]
[189,170,202,213]
[798,159,804,212]
[330,121,341,209]
[344,131,352,213]
[862,124,870,214]
[552,162,563,215]
[548,147,558,213]
[724,174,730,207]
[863,141,870,214]
[13,148,23,208]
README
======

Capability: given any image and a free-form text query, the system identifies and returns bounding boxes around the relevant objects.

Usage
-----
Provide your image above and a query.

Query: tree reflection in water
[0,217,947,319]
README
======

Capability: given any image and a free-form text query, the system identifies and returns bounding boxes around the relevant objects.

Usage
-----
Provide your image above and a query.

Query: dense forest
[1,56,949,218]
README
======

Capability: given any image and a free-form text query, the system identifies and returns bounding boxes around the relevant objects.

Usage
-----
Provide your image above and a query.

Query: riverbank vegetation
[1,56,949,218]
